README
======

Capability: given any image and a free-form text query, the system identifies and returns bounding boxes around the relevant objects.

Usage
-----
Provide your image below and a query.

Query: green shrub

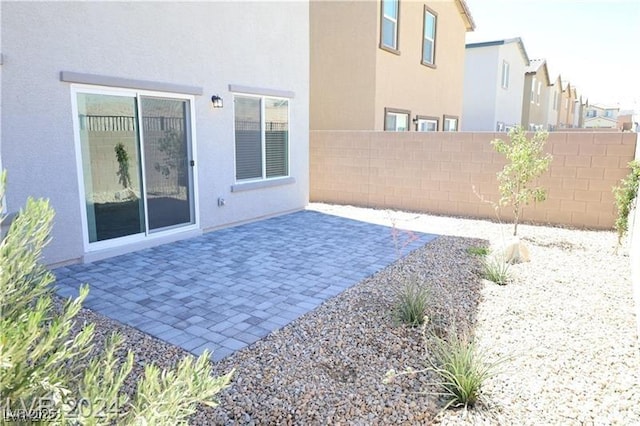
[0,172,233,423]
[482,256,510,285]
[466,246,489,257]
[492,127,552,236]
[395,279,429,327]
[613,160,640,245]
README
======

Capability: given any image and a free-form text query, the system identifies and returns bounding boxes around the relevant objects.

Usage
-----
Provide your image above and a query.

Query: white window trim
[69,84,200,254]
[536,81,541,105]
[530,78,536,103]
[232,92,292,184]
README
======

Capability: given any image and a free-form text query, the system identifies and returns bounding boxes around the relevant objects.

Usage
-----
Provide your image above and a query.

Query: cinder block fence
[310,131,638,229]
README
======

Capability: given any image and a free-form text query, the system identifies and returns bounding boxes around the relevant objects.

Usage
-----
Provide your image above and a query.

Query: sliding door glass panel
[77,93,145,242]
[140,97,194,232]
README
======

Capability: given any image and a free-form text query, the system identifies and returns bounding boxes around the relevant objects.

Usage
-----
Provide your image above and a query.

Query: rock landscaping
[61,203,640,424]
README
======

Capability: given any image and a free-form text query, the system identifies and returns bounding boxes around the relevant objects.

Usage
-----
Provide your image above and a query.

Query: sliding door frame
[70,84,200,254]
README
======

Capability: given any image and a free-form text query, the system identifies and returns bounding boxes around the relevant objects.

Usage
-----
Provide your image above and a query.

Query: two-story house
[462,37,530,131]
[1,1,310,265]
[521,59,550,130]
[546,74,563,131]
[584,104,620,128]
[310,0,475,132]
[557,80,577,128]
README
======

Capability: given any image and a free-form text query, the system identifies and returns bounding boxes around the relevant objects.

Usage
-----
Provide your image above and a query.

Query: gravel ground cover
[57,203,639,424]
[311,203,640,424]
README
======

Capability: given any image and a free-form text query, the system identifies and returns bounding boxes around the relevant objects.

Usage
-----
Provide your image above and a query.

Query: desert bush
[492,127,552,236]
[613,160,640,245]
[0,172,233,423]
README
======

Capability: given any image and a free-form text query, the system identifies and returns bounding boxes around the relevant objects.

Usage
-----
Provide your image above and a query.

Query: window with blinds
[234,95,289,181]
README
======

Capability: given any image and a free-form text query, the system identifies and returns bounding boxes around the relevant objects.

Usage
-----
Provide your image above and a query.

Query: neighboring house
[557,80,576,128]
[573,93,587,128]
[462,37,530,131]
[584,104,620,128]
[521,58,550,130]
[310,0,475,132]
[546,74,563,131]
[1,2,310,265]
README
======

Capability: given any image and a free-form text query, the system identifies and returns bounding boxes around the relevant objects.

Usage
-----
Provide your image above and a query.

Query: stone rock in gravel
[502,238,530,263]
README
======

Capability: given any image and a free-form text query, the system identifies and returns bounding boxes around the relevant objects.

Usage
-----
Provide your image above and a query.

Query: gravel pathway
[57,203,639,424]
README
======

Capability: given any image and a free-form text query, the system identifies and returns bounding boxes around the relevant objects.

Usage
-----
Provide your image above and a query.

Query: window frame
[232,92,291,184]
[501,61,510,89]
[443,114,459,132]
[421,5,437,68]
[384,107,411,131]
[379,0,400,54]
[536,81,541,105]
[415,115,439,132]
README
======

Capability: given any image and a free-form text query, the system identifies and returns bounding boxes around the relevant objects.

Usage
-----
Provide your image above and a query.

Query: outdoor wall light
[211,95,223,108]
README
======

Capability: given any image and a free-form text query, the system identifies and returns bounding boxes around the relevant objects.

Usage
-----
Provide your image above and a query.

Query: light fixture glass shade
[211,95,223,108]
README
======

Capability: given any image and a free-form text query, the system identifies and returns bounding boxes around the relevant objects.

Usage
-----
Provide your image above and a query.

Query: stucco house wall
[1,1,310,265]
[462,38,528,131]
[311,0,473,131]
[373,0,469,130]
[310,0,377,130]
[461,46,498,131]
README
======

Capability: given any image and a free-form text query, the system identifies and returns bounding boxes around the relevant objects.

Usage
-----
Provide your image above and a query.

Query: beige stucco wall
[374,0,467,130]
[310,131,636,229]
[310,0,377,130]
[310,0,468,131]
[522,72,549,128]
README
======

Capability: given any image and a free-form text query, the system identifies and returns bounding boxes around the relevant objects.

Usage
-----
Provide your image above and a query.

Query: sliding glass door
[76,90,195,246]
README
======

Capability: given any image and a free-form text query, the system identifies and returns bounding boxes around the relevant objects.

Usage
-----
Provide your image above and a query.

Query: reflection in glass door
[77,93,145,242]
[76,91,194,245]
[140,97,194,232]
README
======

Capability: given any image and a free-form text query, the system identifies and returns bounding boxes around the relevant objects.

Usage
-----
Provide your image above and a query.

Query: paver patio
[55,210,435,361]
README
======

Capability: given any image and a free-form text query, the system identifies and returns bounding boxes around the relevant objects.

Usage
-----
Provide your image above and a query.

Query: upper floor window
[553,92,558,110]
[234,94,289,181]
[380,0,399,52]
[536,81,541,105]
[384,108,410,131]
[422,6,437,66]
[443,115,458,132]
[605,109,612,117]
[501,61,510,89]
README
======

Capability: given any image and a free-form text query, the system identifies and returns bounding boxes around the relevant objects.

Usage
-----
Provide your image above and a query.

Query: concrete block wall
[310,131,637,229]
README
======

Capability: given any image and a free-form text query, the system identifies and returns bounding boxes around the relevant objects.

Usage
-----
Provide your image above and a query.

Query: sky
[464,0,640,110]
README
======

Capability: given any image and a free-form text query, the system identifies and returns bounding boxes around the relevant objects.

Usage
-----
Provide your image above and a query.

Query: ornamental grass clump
[395,278,429,327]
[427,329,503,410]
[384,320,507,412]
[481,255,511,286]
